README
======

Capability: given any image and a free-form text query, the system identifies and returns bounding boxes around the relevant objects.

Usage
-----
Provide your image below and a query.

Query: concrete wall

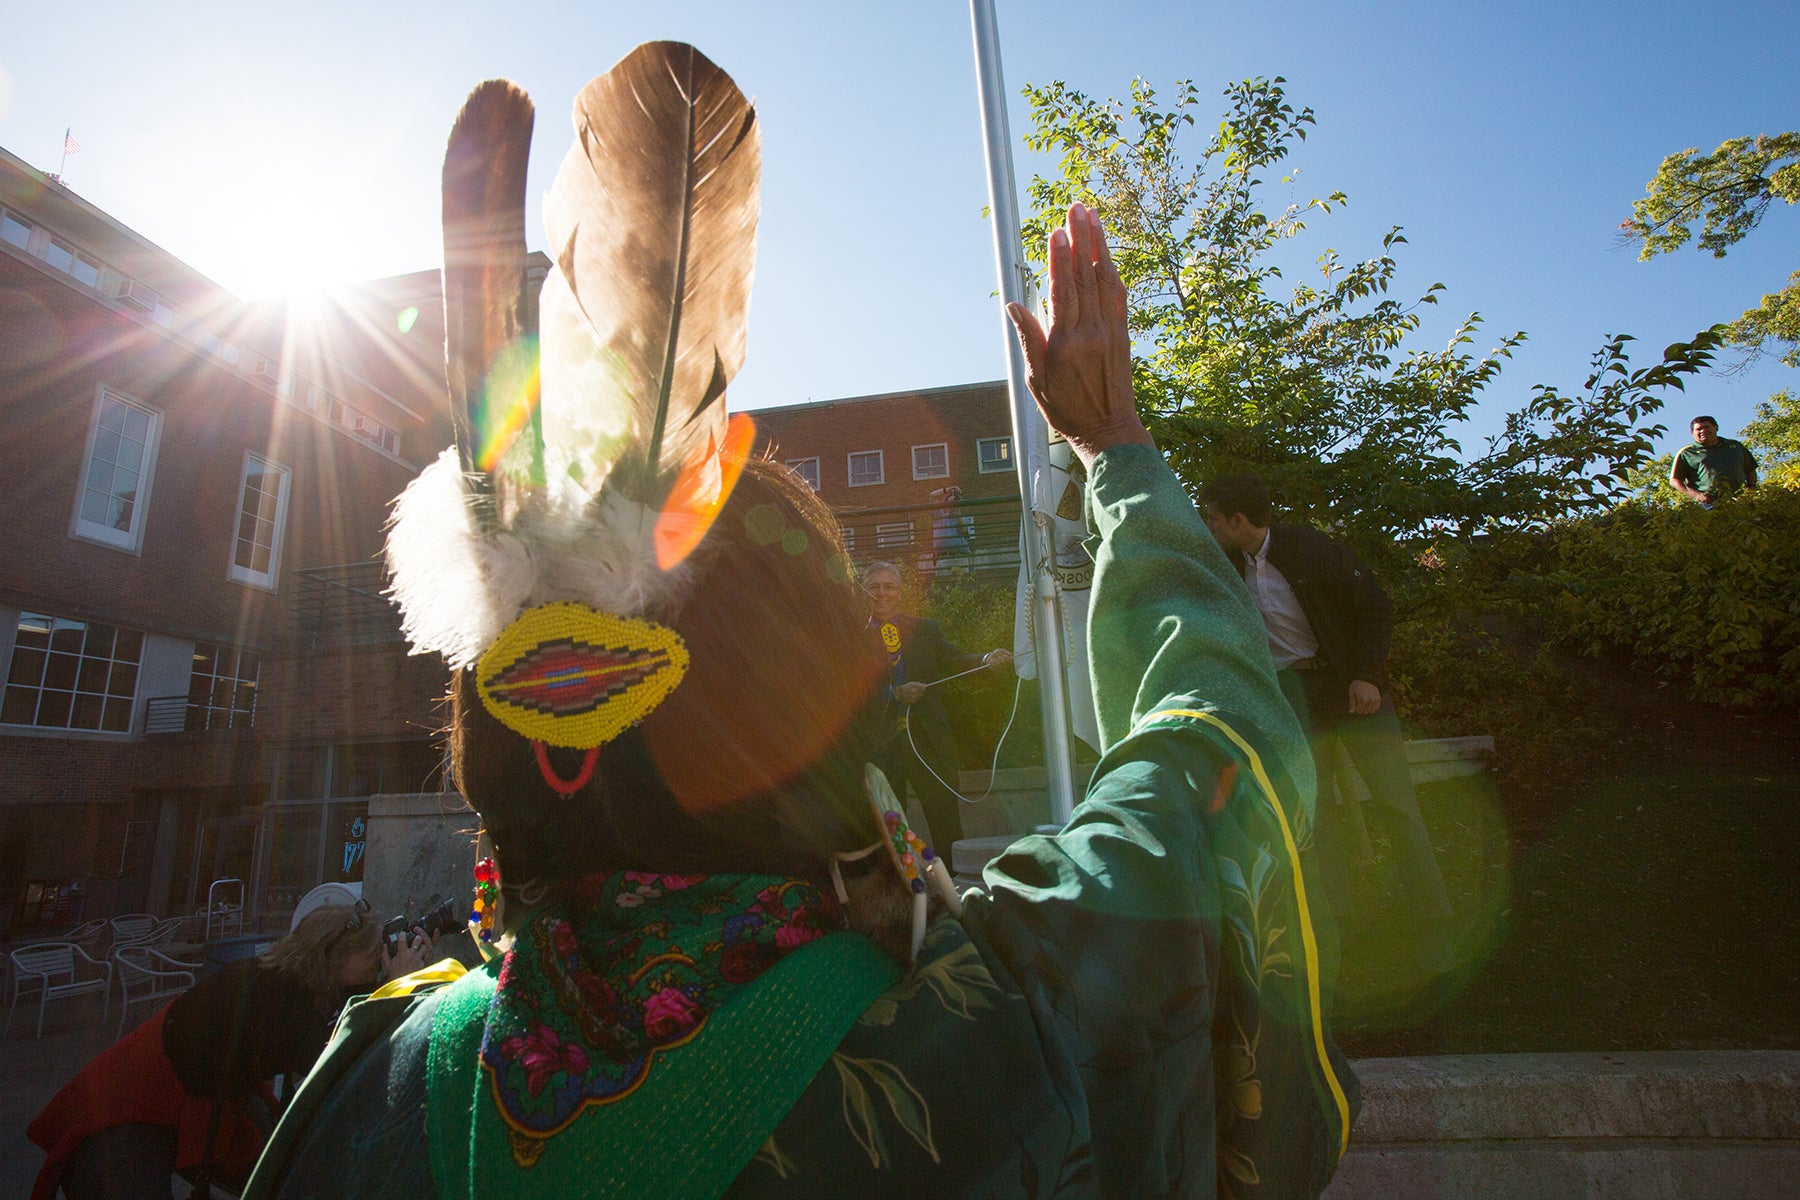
[359,791,479,928]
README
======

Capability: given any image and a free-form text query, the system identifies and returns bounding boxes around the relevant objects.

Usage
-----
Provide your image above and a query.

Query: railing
[289,561,404,648]
[835,494,1022,578]
[277,498,1021,654]
[143,695,256,735]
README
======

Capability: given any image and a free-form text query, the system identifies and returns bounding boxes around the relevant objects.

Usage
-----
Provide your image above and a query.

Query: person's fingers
[1006,302,1050,402]
[1089,204,1117,276]
[1006,302,1046,366]
[1046,225,1076,327]
[1089,208,1130,329]
[1069,204,1098,308]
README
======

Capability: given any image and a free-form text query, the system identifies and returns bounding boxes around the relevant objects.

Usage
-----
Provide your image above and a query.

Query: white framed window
[786,457,821,490]
[187,642,261,731]
[46,238,102,288]
[228,453,291,590]
[72,387,161,552]
[912,443,949,480]
[2,612,143,734]
[847,450,884,488]
[977,436,1013,474]
[876,521,915,549]
[1,208,33,250]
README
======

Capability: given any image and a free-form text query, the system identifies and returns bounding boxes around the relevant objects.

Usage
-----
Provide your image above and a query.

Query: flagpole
[58,128,70,177]
[969,0,1078,825]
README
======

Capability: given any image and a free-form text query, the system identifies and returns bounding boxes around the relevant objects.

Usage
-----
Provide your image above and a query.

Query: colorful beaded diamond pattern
[475,603,690,749]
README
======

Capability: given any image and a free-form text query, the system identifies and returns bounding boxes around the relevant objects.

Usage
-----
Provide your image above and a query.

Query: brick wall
[0,256,415,646]
[259,644,447,745]
[752,381,1020,511]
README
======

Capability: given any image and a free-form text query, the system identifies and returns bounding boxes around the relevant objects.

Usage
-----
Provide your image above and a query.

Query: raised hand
[1006,203,1154,466]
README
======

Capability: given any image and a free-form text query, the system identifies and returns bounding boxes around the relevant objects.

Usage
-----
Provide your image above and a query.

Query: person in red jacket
[29,903,428,1200]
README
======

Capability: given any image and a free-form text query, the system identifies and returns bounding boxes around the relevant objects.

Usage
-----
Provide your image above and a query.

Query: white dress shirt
[1245,530,1320,668]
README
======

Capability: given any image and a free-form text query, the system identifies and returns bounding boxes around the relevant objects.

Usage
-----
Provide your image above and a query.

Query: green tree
[1741,388,1800,486]
[1622,133,1800,367]
[1019,76,1718,561]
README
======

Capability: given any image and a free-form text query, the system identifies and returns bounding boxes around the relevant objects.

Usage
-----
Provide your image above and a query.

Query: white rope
[903,664,1026,806]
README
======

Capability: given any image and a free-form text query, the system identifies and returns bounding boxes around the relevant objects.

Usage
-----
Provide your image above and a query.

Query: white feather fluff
[385,448,685,668]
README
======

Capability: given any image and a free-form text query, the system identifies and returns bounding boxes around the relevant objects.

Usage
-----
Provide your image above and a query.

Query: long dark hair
[450,457,889,889]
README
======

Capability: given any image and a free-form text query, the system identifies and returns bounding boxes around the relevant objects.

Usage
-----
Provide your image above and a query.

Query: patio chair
[5,942,112,1038]
[113,946,197,1037]
[107,913,157,947]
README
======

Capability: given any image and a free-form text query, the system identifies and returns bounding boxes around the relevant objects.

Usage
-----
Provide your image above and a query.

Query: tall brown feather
[441,79,538,517]
[539,41,760,507]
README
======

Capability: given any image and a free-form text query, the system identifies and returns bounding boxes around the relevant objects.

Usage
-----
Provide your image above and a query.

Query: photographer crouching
[28,903,435,1200]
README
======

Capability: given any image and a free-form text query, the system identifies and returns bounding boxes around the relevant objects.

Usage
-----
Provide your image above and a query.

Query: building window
[187,643,260,731]
[1,209,33,250]
[977,436,1013,474]
[2,612,143,733]
[228,453,291,590]
[786,457,821,491]
[876,521,915,548]
[46,238,102,288]
[847,450,884,488]
[73,388,161,551]
[912,443,949,480]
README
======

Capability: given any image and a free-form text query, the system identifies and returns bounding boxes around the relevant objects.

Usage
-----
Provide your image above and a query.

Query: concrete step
[1325,1052,1800,1199]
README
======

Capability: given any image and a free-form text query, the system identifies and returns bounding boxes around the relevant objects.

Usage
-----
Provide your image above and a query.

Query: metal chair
[112,946,197,1037]
[5,942,112,1038]
[107,913,157,946]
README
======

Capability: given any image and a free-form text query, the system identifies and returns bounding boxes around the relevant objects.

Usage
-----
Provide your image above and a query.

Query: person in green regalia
[245,42,1354,1200]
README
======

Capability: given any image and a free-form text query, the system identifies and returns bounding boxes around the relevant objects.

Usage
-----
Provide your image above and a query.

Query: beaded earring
[832,764,962,963]
[471,856,501,944]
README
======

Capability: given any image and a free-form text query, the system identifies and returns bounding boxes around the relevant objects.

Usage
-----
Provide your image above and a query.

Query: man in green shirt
[1670,415,1758,506]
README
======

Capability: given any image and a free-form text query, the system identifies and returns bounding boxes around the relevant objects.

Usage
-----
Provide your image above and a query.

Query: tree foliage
[1019,76,1718,561]
[1622,133,1800,367]
[1741,388,1800,487]
[1543,486,1800,706]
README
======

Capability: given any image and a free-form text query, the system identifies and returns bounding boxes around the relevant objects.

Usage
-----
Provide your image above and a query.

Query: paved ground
[1,991,117,1199]
[8,997,1799,1199]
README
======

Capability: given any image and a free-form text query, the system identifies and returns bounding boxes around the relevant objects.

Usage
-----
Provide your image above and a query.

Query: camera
[380,897,465,956]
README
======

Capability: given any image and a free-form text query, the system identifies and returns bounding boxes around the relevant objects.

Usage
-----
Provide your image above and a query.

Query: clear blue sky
[3,0,1795,455]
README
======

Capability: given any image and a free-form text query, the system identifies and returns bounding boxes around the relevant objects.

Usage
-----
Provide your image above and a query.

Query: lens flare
[475,336,541,477]
[1325,773,1512,1030]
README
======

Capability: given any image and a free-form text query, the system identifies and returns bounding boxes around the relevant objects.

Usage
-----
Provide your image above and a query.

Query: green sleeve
[1671,448,1695,484]
[959,443,1337,1195]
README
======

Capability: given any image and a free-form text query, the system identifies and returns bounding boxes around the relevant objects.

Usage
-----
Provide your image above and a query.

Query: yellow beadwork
[476,602,690,749]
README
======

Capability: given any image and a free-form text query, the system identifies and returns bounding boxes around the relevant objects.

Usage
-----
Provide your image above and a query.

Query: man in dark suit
[863,561,1010,850]
[1200,475,1455,976]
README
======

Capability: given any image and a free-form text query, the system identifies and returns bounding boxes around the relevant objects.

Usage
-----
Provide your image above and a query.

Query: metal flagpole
[969,0,1078,824]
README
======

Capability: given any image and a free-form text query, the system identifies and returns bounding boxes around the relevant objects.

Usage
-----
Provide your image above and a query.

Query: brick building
[751,381,1023,575]
[0,145,459,929]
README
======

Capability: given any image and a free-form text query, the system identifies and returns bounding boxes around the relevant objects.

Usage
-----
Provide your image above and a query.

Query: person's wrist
[1065,420,1155,466]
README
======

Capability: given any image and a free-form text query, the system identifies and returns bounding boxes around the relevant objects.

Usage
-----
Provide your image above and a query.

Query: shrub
[1541,485,1800,705]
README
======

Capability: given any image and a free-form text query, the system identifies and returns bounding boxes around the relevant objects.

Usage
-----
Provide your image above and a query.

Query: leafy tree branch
[1622,133,1800,366]
[1018,75,1719,565]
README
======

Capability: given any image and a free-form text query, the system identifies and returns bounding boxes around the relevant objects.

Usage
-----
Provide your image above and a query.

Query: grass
[1332,765,1800,1057]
